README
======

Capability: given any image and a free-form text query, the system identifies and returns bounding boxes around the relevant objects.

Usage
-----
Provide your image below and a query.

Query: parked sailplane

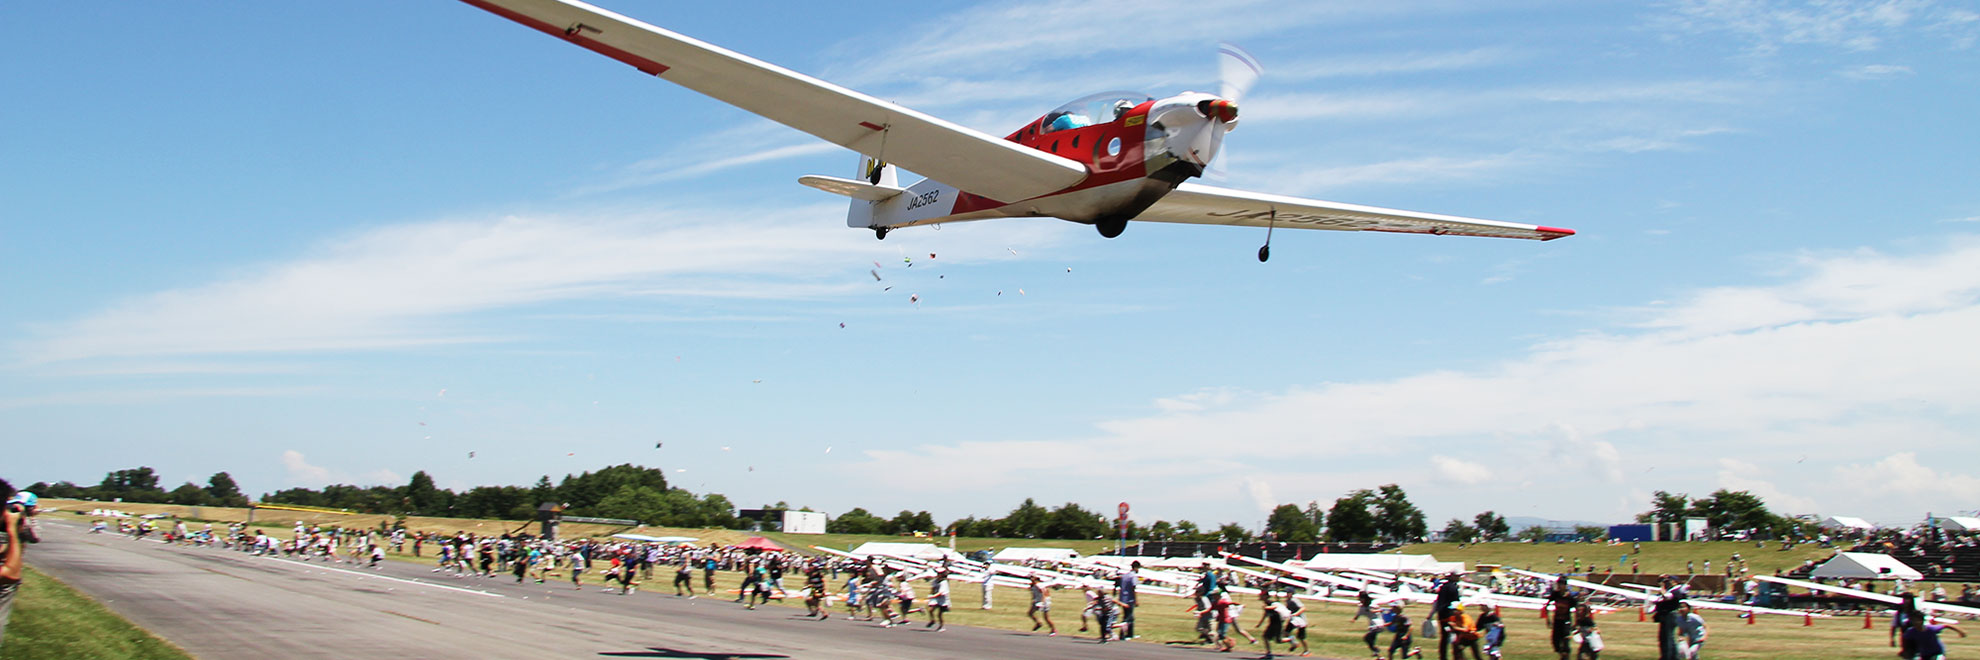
[460,0,1575,261]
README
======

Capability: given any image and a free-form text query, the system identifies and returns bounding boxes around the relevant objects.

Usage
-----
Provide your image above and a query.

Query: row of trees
[32,465,1796,543]
[30,468,248,509]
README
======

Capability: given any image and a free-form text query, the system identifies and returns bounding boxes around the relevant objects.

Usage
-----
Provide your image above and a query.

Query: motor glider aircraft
[460,0,1575,261]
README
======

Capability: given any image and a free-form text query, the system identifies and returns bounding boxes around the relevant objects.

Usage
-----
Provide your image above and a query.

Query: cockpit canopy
[1039,91,1152,134]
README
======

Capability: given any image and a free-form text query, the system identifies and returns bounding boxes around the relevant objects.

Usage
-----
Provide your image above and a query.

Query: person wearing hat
[1443,603,1484,660]
[1,482,38,647]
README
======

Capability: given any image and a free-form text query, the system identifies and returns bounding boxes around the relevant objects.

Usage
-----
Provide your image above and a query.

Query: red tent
[734,536,783,551]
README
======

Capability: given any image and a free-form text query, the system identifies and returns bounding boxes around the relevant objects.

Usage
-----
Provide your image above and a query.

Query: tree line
[30,465,1798,543]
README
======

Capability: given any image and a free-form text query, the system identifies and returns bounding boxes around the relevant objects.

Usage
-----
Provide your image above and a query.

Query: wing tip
[1536,226,1576,240]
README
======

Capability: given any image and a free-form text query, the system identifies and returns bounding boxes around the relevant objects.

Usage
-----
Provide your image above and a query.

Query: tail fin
[847,155,899,228]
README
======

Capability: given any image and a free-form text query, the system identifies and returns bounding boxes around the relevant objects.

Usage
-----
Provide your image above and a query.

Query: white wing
[1138,182,1575,241]
[459,0,1088,203]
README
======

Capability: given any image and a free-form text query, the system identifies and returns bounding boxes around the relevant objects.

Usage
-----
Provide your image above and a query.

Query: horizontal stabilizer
[798,175,907,201]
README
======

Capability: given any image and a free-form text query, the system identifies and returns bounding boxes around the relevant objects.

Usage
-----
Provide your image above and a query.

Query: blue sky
[5,0,1979,529]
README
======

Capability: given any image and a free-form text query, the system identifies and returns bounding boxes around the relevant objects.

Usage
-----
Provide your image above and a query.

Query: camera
[5,502,37,544]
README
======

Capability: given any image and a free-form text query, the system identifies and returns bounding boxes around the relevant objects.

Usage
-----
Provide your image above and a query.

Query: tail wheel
[874,227,889,240]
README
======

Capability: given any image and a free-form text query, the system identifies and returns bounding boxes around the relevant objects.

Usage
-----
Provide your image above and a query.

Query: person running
[925,570,950,631]
[1903,615,1966,660]
[843,572,865,620]
[804,564,829,619]
[1283,588,1312,657]
[569,544,587,591]
[1674,603,1706,660]
[368,543,385,569]
[1574,604,1603,660]
[1093,585,1124,644]
[894,572,917,621]
[1477,605,1507,660]
[1255,591,1288,659]
[1366,602,1396,659]
[674,558,696,597]
[1027,573,1058,636]
[1444,604,1483,660]
[1355,587,1377,621]
[1547,576,1579,660]
[1389,605,1423,659]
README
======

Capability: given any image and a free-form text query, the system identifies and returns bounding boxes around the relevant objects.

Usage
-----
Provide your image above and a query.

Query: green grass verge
[0,566,193,660]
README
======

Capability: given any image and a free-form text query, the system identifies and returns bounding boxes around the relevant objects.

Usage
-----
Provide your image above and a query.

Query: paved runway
[27,522,1280,660]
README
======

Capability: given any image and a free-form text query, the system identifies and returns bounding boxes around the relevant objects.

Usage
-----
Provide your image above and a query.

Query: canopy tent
[1293,554,1465,575]
[1821,516,1877,531]
[1809,552,1923,581]
[734,536,785,551]
[992,547,1081,563]
[848,542,964,561]
[1936,516,1980,532]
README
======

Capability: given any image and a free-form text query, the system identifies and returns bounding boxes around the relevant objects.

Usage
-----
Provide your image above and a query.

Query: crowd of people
[55,508,1980,660]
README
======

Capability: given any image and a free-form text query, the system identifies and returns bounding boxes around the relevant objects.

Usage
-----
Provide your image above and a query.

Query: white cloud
[847,237,1980,523]
[1839,63,1916,79]
[282,450,333,487]
[1653,0,1970,55]
[13,204,1071,368]
[1243,478,1278,513]
[1432,455,1494,485]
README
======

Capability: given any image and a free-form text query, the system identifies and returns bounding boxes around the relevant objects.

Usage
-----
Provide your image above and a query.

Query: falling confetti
[883,286,892,291]
[722,446,731,451]
[825,446,832,454]
[748,466,754,472]
[468,451,476,458]
[418,422,426,426]
[1008,247,1018,256]
[437,388,447,397]
[567,452,575,456]
[752,379,762,384]
[1018,288,1026,295]
[1066,267,1072,273]
[928,253,936,259]
[870,270,881,281]
[675,468,687,473]
[424,436,432,440]
[655,442,663,449]
[938,275,944,279]
[997,290,1003,296]
[839,322,846,328]
[873,261,883,269]
[909,294,920,304]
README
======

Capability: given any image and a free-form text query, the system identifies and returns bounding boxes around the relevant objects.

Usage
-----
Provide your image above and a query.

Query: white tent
[1293,554,1465,575]
[848,542,964,561]
[1808,552,1923,581]
[992,547,1081,563]
[1821,516,1877,531]
[1936,516,1980,532]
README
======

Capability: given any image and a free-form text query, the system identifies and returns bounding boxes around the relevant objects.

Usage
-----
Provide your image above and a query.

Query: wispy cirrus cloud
[1653,0,1972,54]
[11,202,1067,368]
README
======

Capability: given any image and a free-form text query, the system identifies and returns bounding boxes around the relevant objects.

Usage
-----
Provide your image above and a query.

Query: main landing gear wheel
[874,227,889,240]
[1096,218,1127,239]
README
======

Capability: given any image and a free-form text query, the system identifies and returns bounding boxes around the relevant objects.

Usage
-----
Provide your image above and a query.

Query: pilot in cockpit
[1112,100,1134,119]
[1046,111,1091,132]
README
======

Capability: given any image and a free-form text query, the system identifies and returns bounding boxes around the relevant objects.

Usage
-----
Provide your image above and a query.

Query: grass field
[37,499,1974,658]
[0,566,193,660]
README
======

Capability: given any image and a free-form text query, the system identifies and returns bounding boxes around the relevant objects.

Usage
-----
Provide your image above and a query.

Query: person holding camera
[1,481,40,647]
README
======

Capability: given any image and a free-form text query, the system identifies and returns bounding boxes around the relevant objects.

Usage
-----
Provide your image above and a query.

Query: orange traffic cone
[1865,611,1875,629]
[1638,607,1646,622]
[1747,611,1756,625]
[1803,613,1813,627]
